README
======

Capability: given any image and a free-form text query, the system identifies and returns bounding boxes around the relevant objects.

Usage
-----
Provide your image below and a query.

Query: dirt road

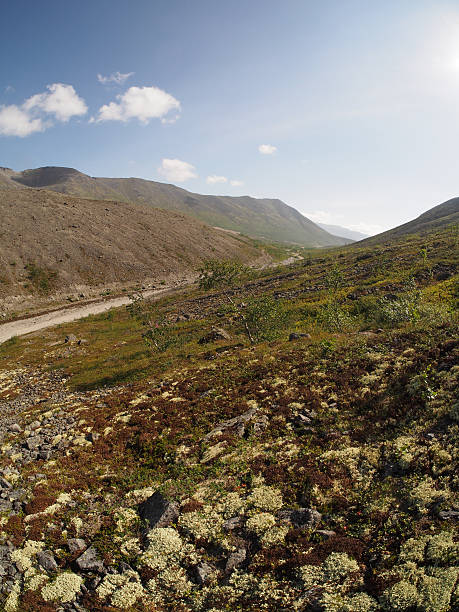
[0,254,302,345]
[0,287,175,345]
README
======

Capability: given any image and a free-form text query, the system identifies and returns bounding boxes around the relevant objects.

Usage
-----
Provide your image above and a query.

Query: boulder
[194,562,215,585]
[278,508,322,528]
[67,538,87,554]
[76,546,105,573]
[138,490,179,528]
[198,327,231,344]
[37,550,58,572]
[225,548,246,573]
[289,332,311,341]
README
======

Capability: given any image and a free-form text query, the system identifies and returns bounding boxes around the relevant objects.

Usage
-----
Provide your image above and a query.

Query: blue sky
[2,0,459,234]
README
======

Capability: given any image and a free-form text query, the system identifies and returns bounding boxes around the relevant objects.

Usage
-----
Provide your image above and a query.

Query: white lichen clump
[41,572,83,603]
[141,527,185,570]
[247,485,283,512]
[97,570,144,608]
[10,540,44,572]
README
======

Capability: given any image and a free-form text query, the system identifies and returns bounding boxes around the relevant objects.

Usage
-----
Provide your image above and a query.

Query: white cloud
[258,143,277,155]
[97,71,134,85]
[0,105,45,137]
[23,83,87,122]
[158,158,197,183]
[96,86,180,124]
[5,85,14,93]
[230,179,244,187]
[206,174,228,184]
[0,83,87,137]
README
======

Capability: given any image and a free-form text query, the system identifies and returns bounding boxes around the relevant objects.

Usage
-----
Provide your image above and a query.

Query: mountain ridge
[0,166,351,247]
[359,197,459,244]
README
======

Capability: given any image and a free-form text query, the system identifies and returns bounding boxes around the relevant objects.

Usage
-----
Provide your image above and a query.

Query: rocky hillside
[0,166,350,247]
[0,220,457,611]
[0,188,265,303]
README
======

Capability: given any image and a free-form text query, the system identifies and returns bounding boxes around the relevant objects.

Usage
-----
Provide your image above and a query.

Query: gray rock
[204,405,258,441]
[438,510,459,520]
[138,490,179,529]
[223,516,242,531]
[198,327,231,344]
[37,550,58,572]
[76,546,104,573]
[65,334,78,343]
[8,424,21,433]
[24,435,42,450]
[316,530,336,539]
[29,420,41,430]
[278,508,322,528]
[67,538,87,554]
[289,332,311,341]
[225,548,246,573]
[195,562,214,585]
[0,478,12,489]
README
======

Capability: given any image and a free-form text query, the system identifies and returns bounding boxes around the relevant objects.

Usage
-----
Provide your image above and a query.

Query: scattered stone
[204,405,258,441]
[198,327,231,344]
[85,432,100,443]
[65,334,78,343]
[225,548,246,573]
[316,530,336,538]
[24,435,41,450]
[438,510,459,520]
[29,420,41,430]
[278,508,322,528]
[0,477,12,489]
[223,516,242,531]
[289,332,311,341]
[68,538,87,554]
[37,550,58,572]
[8,424,21,433]
[138,490,179,528]
[76,546,105,573]
[195,562,215,585]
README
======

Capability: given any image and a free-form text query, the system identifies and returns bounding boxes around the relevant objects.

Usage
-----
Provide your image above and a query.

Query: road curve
[0,287,175,345]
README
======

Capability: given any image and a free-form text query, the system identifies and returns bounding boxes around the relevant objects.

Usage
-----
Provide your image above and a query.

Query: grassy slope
[2,166,350,247]
[360,197,459,245]
[0,223,458,611]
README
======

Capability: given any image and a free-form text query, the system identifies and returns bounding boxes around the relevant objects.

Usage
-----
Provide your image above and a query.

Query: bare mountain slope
[0,166,350,247]
[0,188,265,300]
[361,197,459,245]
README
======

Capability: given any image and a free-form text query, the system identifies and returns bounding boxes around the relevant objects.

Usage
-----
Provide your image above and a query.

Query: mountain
[0,166,350,247]
[0,188,265,302]
[318,223,368,241]
[360,197,459,244]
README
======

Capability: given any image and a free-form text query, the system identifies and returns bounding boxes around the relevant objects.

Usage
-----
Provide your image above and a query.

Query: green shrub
[240,295,290,342]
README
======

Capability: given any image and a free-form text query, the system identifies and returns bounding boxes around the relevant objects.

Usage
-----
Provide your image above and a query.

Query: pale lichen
[41,572,83,603]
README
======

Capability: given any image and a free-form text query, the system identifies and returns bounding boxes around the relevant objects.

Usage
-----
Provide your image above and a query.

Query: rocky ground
[0,226,457,611]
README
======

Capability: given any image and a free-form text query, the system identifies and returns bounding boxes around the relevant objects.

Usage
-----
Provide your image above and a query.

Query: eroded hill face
[0,222,457,611]
[0,166,350,247]
[0,188,266,309]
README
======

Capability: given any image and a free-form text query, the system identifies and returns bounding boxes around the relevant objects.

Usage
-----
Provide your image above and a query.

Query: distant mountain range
[0,166,351,247]
[360,197,459,244]
[317,223,368,241]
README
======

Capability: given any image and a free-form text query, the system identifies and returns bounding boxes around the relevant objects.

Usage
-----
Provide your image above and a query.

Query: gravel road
[0,287,175,345]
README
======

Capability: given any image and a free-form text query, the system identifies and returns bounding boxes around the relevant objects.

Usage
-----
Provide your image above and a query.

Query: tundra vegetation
[0,223,457,611]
